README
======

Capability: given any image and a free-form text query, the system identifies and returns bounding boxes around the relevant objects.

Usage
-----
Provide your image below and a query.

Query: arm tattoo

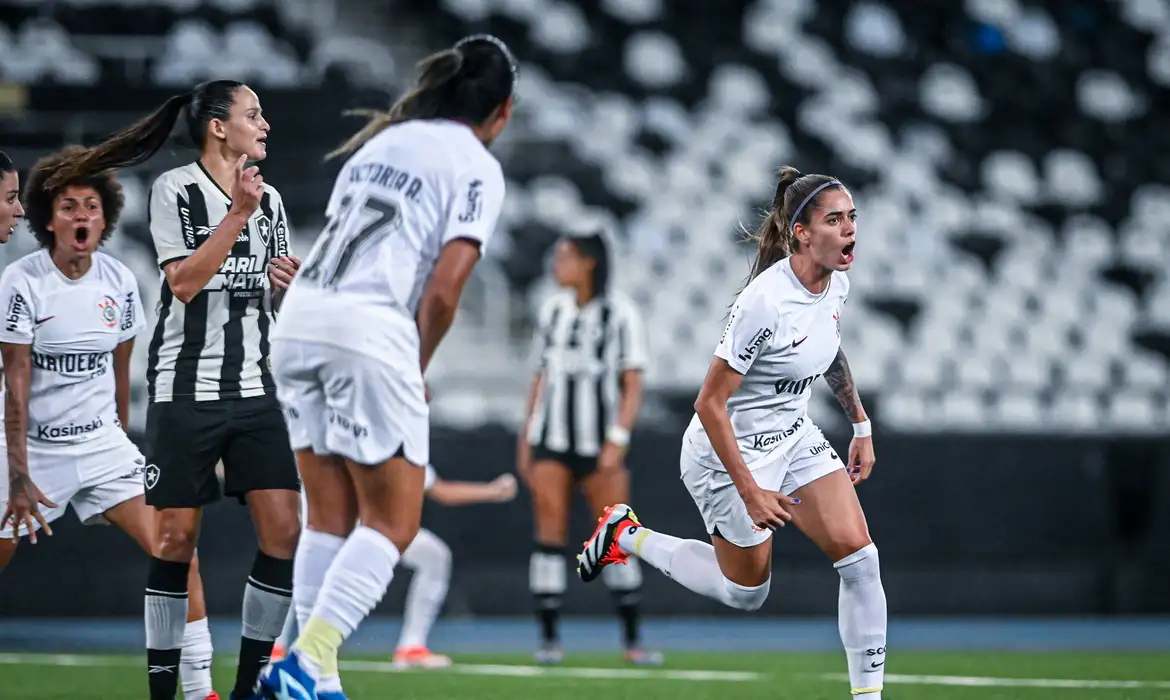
[824,348,866,423]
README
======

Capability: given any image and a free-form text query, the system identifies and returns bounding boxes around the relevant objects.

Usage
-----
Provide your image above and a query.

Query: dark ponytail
[43,93,190,191]
[42,80,245,192]
[747,166,842,279]
[328,34,518,160]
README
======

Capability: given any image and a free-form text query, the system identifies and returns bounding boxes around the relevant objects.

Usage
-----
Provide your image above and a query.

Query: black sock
[233,551,294,696]
[531,543,565,645]
[612,588,641,647]
[145,557,190,700]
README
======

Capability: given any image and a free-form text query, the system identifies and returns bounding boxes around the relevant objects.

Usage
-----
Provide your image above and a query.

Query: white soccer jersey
[682,257,849,471]
[424,463,438,492]
[274,119,505,358]
[0,250,145,444]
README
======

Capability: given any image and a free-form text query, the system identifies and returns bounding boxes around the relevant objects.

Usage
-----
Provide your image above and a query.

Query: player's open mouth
[841,241,855,262]
[73,226,90,251]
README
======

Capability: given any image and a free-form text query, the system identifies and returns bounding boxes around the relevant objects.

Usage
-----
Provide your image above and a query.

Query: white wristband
[852,420,872,438]
[606,425,631,447]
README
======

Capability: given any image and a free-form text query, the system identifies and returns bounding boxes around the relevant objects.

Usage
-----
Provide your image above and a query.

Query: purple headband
[790,180,842,232]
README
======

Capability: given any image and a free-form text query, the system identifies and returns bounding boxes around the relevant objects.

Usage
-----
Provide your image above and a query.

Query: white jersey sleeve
[116,265,146,344]
[441,157,505,253]
[149,173,195,268]
[714,284,780,375]
[0,265,35,344]
[424,463,438,492]
[615,296,649,371]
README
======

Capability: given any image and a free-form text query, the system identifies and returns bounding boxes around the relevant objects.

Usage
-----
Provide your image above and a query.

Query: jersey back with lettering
[0,250,145,443]
[274,119,506,359]
[682,257,849,471]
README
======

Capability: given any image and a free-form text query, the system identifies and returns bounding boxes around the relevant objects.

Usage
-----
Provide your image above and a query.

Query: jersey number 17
[300,193,401,288]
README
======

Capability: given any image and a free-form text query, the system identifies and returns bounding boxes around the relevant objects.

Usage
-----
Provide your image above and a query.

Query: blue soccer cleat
[318,692,348,700]
[257,651,317,700]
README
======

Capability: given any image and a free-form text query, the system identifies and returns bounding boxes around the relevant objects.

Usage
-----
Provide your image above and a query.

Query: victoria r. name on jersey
[348,162,423,202]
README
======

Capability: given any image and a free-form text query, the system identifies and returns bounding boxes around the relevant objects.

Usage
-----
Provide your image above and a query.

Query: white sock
[617,527,769,611]
[179,617,213,700]
[309,525,402,638]
[397,528,451,650]
[275,607,296,649]
[835,543,886,698]
[293,527,346,631]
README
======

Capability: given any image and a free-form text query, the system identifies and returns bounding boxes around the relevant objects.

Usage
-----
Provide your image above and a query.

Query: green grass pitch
[3,651,1170,699]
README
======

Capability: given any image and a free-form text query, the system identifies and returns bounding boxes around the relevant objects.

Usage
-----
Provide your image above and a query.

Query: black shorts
[531,444,598,481]
[144,394,300,508]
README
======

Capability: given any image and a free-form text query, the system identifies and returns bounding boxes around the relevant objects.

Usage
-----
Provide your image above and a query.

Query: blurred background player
[0,147,216,700]
[261,34,516,700]
[0,151,22,243]
[272,466,518,669]
[47,80,304,700]
[578,169,887,699]
[518,230,658,664]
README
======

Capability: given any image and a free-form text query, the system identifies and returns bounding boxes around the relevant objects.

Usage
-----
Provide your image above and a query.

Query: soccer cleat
[270,643,287,662]
[533,642,563,665]
[257,651,317,700]
[392,646,453,669]
[577,504,641,583]
[202,693,221,700]
[317,692,348,700]
[625,647,665,666]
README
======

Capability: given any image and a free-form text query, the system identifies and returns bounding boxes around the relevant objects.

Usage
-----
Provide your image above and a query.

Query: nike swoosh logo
[792,336,808,347]
[870,661,885,669]
[34,316,54,325]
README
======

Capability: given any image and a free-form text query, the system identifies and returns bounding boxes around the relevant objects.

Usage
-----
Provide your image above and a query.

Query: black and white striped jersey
[525,291,648,457]
[145,162,292,402]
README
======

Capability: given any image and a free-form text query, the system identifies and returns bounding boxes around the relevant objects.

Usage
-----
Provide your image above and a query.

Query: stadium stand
[0,0,1167,434]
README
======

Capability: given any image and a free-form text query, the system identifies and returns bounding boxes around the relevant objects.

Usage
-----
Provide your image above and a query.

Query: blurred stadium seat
[0,0,1167,434]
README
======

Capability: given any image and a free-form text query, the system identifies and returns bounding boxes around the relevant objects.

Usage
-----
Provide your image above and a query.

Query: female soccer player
[0,147,217,700]
[518,231,659,665]
[47,80,303,700]
[272,467,519,669]
[260,34,517,700]
[577,168,888,699]
[0,151,23,243]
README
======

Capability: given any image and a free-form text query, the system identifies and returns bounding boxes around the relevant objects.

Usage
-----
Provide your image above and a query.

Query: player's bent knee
[154,511,199,561]
[824,532,874,564]
[834,542,880,583]
[722,576,771,611]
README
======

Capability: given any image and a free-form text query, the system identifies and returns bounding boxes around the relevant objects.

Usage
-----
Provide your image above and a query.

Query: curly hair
[24,146,124,250]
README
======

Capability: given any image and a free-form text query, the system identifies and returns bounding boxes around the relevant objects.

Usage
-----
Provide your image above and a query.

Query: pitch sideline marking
[0,653,762,682]
[819,672,1170,690]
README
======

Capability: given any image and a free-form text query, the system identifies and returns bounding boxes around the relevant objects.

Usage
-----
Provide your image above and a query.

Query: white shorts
[680,424,845,548]
[0,431,147,539]
[271,338,430,467]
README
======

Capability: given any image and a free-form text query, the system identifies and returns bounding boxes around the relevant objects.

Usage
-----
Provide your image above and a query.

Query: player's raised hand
[2,475,57,544]
[743,486,799,530]
[229,154,264,216]
[847,436,876,485]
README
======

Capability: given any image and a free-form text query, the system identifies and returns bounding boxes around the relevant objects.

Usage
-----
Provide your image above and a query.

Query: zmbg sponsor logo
[37,417,103,440]
[749,416,804,450]
[5,292,26,332]
[737,327,772,363]
[328,409,368,439]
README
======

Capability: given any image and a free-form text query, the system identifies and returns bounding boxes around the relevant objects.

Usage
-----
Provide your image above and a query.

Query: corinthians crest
[98,295,119,328]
